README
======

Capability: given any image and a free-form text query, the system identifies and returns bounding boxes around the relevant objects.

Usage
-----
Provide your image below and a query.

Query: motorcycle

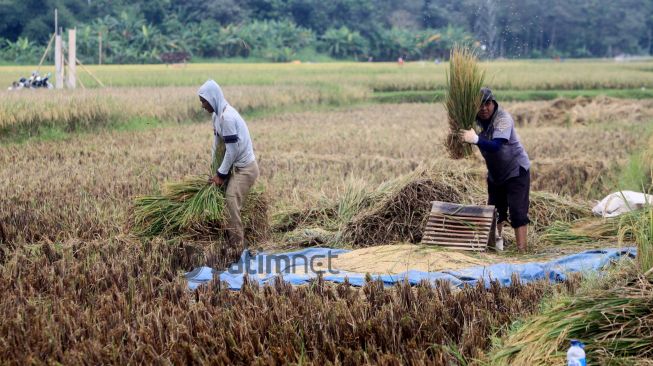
[8,71,53,90]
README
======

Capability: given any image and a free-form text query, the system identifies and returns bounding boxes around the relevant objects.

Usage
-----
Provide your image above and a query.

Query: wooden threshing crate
[421,201,496,251]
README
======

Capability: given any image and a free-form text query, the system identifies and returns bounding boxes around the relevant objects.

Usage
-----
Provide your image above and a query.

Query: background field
[3,60,653,140]
[4,60,653,89]
[3,60,653,247]
[2,60,653,364]
[2,98,652,247]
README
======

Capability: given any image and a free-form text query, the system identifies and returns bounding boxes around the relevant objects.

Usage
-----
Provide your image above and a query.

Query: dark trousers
[487,167,530,228]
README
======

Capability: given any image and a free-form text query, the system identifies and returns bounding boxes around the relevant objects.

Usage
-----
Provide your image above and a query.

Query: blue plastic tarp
[185,247,636,290]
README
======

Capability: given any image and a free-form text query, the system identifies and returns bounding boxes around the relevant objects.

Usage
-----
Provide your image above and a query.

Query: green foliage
[1,0,652,63]
[319,27,368,59]
[0,37,41,64]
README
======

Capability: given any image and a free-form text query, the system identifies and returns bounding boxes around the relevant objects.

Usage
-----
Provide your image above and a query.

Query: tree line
[1,0,652,64]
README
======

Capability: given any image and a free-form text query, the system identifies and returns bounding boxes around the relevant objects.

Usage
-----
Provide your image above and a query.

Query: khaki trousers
[225,161,259,248]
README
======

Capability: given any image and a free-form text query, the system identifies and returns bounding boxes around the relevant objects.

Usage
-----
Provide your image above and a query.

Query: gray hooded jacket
[198,80,256,178]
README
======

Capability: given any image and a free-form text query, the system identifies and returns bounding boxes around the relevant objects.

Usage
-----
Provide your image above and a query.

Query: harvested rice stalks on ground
[529,191,591,231]
[540,208,646,246]
[491,268,653,365]
[444,44,485,159]
[619,206,653,272]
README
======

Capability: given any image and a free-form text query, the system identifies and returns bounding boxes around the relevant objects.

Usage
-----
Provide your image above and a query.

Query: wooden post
[55,30,63,89]
[98,31,102,65]
[67,28,76,89]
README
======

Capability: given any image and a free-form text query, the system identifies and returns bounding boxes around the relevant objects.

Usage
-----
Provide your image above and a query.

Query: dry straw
[273,167,592,247]
[444,44,485,159]
[342,164,481,246]
[0,234,567,364]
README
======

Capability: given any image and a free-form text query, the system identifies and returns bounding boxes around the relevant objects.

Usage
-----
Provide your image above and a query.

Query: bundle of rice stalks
[491,273,653,365]
[444,44,485,159]
[132,176,226,237]
[131,141,269,242]
[342,165,481,247]
[538,221,598,246]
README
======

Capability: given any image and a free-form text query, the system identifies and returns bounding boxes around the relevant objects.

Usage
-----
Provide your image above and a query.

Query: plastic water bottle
[567,340,586,366]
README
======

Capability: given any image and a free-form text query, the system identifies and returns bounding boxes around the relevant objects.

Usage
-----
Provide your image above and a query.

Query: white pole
[55,31,63,89]
[67,28,76,89]
[98,31,102,65]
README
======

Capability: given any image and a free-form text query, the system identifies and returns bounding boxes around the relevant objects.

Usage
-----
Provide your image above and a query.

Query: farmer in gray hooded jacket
[198,80,259,249]
[460,87,531,252]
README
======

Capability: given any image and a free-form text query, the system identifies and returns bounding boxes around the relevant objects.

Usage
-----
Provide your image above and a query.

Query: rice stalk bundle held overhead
[131,140,268,241]
[444,44,485,159]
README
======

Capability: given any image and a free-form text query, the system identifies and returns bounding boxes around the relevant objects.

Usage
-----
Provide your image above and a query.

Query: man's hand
[209,175,225,186]
[459,128,479,144]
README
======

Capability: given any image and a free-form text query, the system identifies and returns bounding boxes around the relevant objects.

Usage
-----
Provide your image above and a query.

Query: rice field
[2,100,648,245]
[2,60,653,90]
[2,61,653,364]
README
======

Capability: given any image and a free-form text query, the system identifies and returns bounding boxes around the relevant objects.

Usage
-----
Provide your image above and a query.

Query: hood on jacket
[198,80,229,119]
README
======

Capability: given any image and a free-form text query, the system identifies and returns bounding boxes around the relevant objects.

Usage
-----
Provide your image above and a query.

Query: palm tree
[321,26,368,59]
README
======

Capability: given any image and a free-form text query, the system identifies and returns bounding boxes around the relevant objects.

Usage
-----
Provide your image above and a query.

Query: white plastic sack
[592,191,653,218]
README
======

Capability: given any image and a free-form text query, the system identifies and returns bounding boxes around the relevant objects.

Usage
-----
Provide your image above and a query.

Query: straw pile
[528,191,591,231]
[530,159,614,198]
[272,205,338,233]
[131,141,269,242]
[273,179,388,246]
[511,96,653,127]
[274,167,591,248]
[282,227,339,247]
[444,44,485,159]
[342,166,480,247]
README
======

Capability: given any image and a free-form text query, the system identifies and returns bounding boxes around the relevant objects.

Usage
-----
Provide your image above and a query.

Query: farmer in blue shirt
[460,87,531,252]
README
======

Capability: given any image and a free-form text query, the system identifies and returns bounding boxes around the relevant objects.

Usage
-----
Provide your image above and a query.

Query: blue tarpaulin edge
[185,247,636,290]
